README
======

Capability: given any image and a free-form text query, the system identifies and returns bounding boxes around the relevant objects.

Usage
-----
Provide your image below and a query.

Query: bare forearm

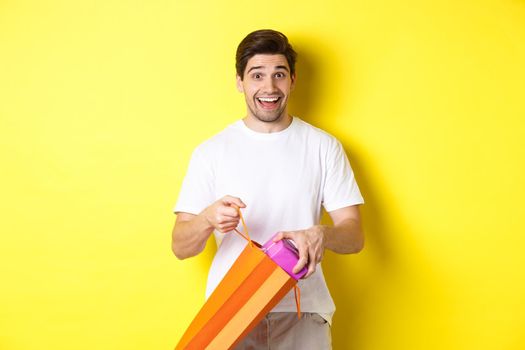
[321,218,364,254]
[171,214,214,260]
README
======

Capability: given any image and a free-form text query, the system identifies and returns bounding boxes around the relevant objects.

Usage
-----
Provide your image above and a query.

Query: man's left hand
[272,225,327,279]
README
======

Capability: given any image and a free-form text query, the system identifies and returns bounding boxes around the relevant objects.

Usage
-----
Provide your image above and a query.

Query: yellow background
[1,0,524,349]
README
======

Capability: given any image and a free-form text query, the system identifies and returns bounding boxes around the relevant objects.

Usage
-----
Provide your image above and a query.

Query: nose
[262,76,278,93]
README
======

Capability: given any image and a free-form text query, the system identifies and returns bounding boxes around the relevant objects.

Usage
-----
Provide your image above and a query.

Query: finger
[293,255,308,274]
[218,206,240,218]
[274,230,298,242]
[211,213,238,231]
[217,218,240,228]
[293,241,308,274]
[304,253,317,278]
[222,196,246,209]
[272,231,285,242]
[214,209,239,221]
[217,223,239,233]
[216,217,242,230]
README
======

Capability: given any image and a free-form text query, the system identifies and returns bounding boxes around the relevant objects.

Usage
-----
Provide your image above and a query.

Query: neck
[242,114,293,133]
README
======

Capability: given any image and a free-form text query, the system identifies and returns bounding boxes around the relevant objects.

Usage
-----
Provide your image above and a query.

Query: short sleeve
[173,144,215,215]
[322,139,364,212]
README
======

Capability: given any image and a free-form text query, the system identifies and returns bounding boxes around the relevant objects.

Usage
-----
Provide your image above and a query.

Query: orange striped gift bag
[175,208,303,350]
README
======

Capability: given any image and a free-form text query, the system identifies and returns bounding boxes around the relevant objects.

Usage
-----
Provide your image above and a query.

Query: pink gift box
[262,235,307,280]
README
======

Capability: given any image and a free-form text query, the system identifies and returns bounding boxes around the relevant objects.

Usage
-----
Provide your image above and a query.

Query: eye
[253,73,262,80]
[275,72,285,78]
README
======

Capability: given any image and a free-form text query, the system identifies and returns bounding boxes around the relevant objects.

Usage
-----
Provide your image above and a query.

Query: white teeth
[258,97,279,102]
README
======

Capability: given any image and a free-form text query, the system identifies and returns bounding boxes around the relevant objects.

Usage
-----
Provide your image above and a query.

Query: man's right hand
[172,195,246,259]
[202,196,246,233]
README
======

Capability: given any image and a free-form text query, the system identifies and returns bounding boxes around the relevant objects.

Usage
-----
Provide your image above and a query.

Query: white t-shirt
[174,117,364,323]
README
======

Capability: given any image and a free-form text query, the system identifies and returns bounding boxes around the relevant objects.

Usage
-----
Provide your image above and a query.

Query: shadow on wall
[287,40,319,122]
[288,35,348,127]
[289,35,399,349]
[322,146,398,349]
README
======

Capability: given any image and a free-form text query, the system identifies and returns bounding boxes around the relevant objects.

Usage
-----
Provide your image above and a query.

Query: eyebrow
[247,65,290,74]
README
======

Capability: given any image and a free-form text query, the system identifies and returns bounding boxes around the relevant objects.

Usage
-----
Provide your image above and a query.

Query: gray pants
[234,312,332,350]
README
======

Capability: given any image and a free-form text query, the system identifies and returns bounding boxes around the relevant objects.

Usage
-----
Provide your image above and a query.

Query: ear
[236,74,244,93]
[290,73,297,91]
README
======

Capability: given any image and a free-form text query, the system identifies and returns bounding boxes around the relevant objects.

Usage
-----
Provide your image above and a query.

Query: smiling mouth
[256,96,281,109]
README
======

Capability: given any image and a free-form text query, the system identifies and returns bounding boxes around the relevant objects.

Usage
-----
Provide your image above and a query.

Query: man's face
[236,54,295,124]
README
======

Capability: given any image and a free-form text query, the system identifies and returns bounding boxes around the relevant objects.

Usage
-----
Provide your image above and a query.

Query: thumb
[272,231,288,242]
[223,196,246,209]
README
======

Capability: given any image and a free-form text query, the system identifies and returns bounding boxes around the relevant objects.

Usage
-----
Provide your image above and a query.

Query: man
[172,29,364,349]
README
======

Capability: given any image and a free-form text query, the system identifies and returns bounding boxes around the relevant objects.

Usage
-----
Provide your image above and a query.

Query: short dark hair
[236,29,297,80]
